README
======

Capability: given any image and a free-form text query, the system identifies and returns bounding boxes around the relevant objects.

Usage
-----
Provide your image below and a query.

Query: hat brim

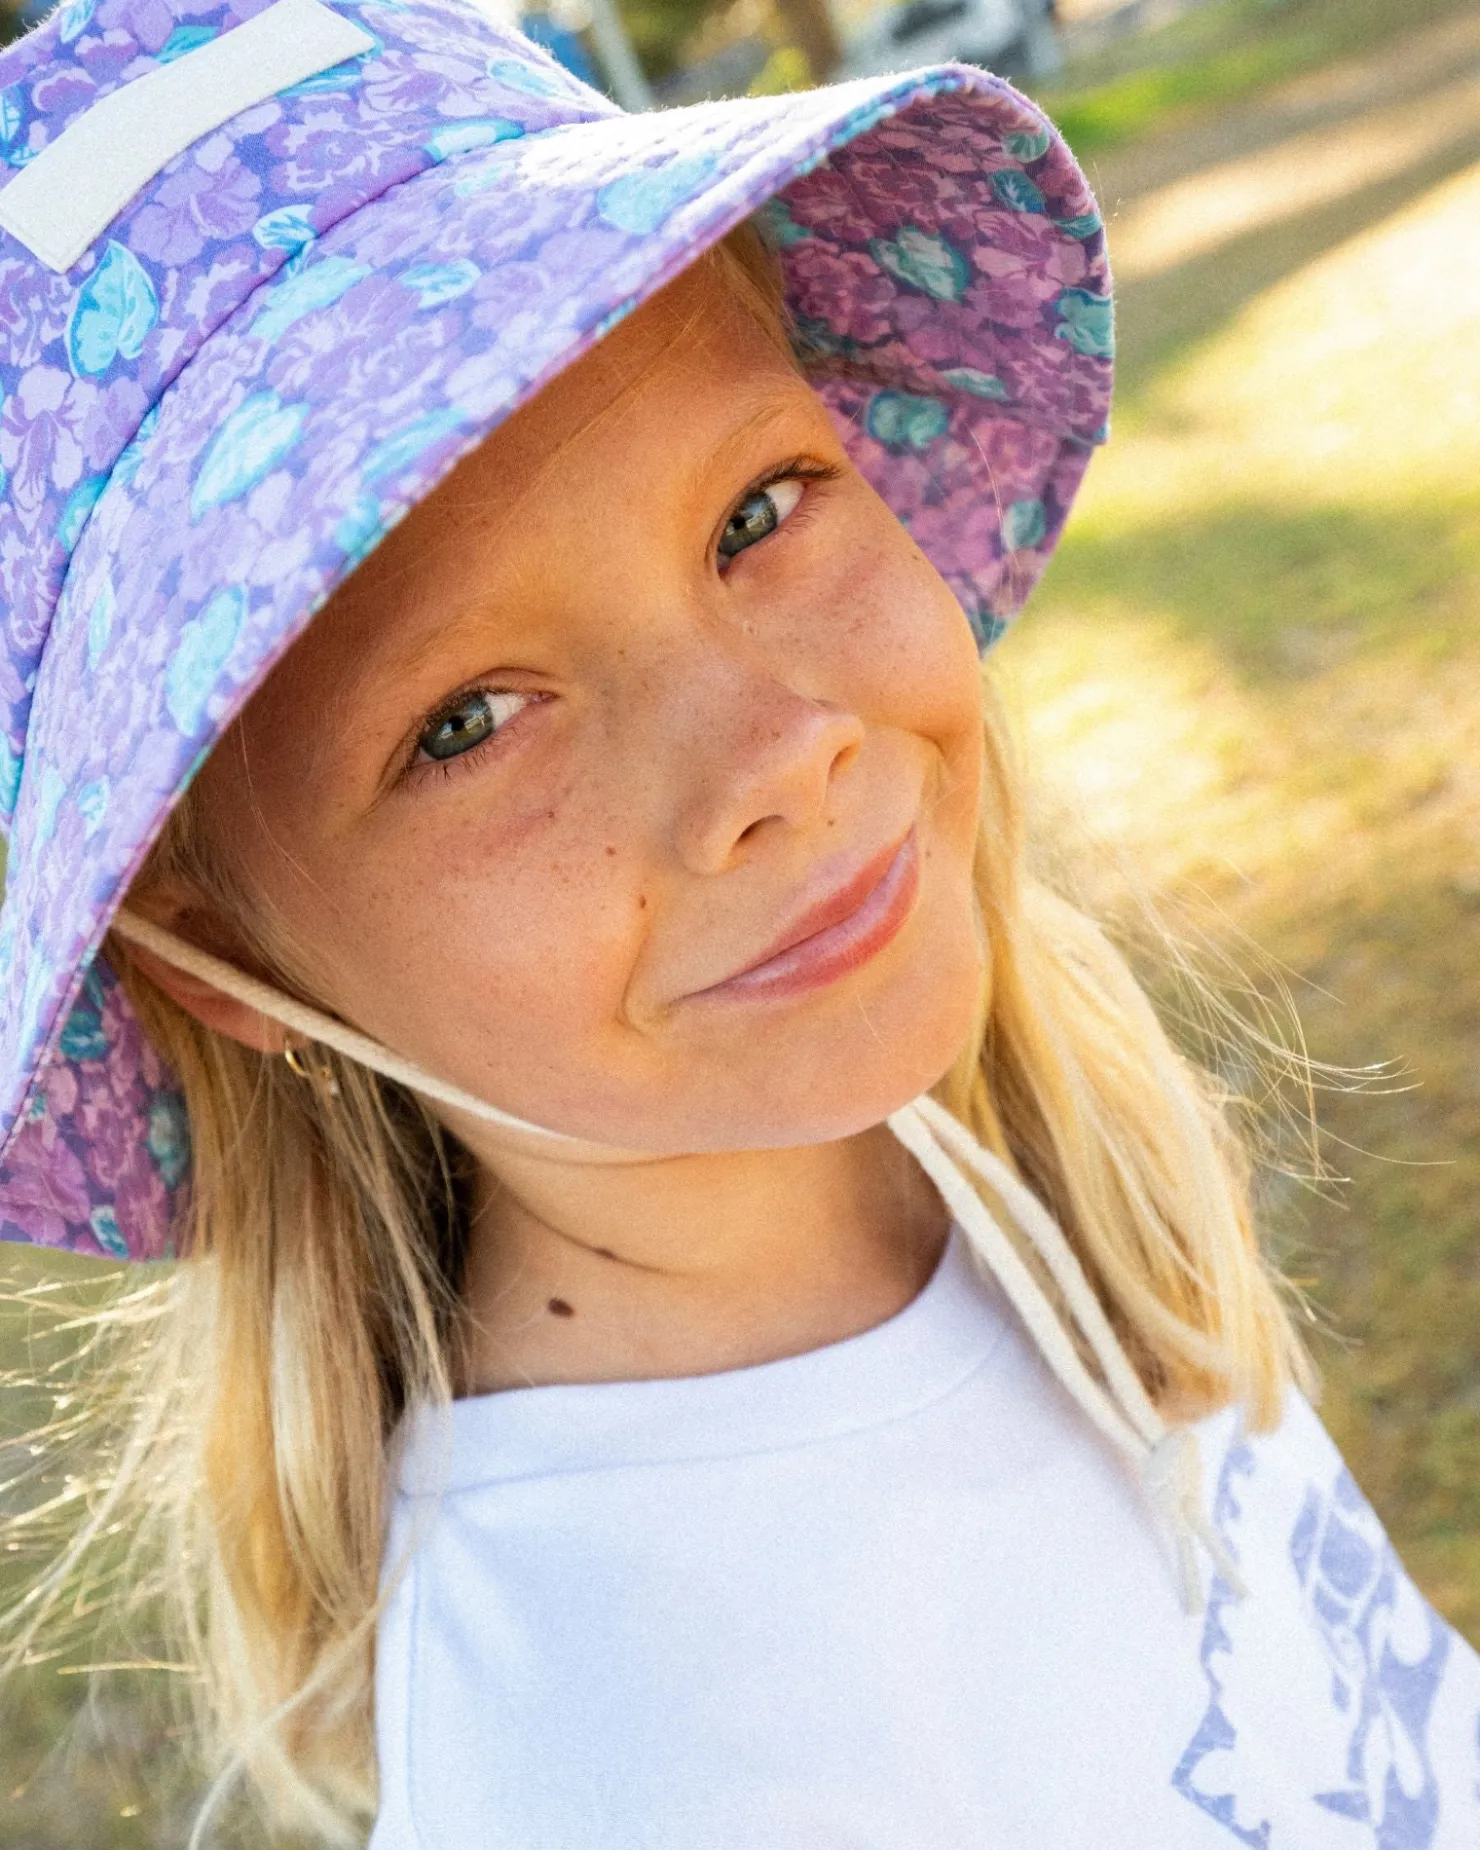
[0,64,1111,1260]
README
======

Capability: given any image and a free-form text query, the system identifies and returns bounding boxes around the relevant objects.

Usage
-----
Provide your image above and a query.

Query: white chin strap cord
[888,1097,1246,1614]
[111,908,579,1145]
[110,906,1245,1615]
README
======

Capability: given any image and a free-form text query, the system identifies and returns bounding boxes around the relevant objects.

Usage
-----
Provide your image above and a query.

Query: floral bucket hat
[0,0,1113,1263]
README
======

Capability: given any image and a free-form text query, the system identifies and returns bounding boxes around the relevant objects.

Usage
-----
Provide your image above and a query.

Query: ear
[115,880,291,1058]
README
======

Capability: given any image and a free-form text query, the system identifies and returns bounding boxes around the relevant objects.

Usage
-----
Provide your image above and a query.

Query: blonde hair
[0,233,1310,1844]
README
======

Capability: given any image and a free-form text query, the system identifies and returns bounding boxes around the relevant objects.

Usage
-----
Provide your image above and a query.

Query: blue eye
[718,477,804,561]
[417,690,527,763]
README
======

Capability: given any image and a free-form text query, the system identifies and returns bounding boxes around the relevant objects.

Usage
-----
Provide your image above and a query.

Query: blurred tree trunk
[776,0,841,79]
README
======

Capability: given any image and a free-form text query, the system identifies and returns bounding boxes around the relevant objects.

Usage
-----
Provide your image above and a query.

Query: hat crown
[0,0,612,821]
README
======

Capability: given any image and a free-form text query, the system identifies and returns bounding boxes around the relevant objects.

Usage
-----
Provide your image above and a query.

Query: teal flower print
[166,587,246,733]
[58,474,106,550]
[60,1001,108,1062]
[112,403,160,490]
[866,391,951,451]
[157,24,216,60]
[18,949,53,1062]
[752,199,812,249]
[282,59,368,99]
[0,740,21,816]
[971,609,1008,649]
[34,763,66,845]
[486,57,564,96]
[400,260,480,308]
[252,205,319,254]
[587,299,637,345]
[1003,498,1046,551]
[425,118,524,160]
[792,313,863,363]
[453,160,510,199]
[362,407,466,483]
[335,492,385,568]
[939,367,1009,401]
[596,155,718,235]
[56,0,94,43]
[868,226,970,303]
[89,1207,130,1260]
[1055,211,1103,241]
[147,1093,190,1191]
[67,241,160,379]
[190,393,309,520]
[0,86,21,145]
[990,171,1045,215]
[76,776,109,840]
[1004,126,1052,161]
[250,255,368,343]
[1054,287,1114,359]
[87,581,114,670]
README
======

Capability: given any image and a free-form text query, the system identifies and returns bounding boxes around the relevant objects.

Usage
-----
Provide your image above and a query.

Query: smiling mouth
[692,829,921,1004]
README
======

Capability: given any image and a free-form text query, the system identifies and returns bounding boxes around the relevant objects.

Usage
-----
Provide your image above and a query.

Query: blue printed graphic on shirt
[1173,1439,1269,1846]
[1293,1470,1450,1841]
[1173,1426,1466,1847]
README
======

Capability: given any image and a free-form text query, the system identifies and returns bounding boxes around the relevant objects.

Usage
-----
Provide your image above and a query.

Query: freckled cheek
[811,528,982,753]
[336,795,652,1041]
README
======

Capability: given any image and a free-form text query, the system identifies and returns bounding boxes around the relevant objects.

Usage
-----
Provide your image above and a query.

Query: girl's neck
[452,1124,949,1396]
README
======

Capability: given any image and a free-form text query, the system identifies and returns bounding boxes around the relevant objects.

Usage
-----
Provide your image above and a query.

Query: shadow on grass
[1038,496,1479,684]
[1110,127,1480,392]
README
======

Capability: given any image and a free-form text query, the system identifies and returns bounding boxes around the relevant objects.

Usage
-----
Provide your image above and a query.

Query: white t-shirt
[369,1229,1480,1849]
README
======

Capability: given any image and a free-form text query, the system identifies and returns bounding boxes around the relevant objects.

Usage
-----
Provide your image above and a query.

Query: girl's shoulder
[1180,1390,1480,1848]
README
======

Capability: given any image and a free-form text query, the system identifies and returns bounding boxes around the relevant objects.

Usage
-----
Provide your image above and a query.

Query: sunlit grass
[1000,136,1480,1639]
[1100,157,1480,500]
[1013,154,1480,867]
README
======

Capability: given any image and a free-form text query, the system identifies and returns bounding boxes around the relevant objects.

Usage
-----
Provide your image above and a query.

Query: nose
[670,661,866,875]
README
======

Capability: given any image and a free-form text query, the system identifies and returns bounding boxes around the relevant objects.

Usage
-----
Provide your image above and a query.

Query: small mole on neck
[547,1297,576,1318]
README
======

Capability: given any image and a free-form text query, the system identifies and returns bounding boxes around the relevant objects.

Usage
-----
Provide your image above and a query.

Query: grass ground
[2,0,1479,1837]
[1009,0,1480,1637]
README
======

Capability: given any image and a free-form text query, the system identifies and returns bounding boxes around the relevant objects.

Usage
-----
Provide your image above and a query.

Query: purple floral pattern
[0,0,1111,1259]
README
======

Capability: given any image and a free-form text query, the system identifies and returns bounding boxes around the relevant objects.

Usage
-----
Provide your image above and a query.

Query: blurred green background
[3,0,1480,1839]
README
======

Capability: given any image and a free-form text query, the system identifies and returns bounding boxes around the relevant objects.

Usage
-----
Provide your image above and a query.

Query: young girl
[0,0,1476,1844]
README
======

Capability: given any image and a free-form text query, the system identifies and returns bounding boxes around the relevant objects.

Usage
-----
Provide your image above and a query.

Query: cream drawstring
[110,909,586,1149]
[889,1097,1247,1613]
[109,906,1245,1612]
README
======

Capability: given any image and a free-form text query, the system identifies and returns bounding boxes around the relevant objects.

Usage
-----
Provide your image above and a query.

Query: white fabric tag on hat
[0,0,375,273]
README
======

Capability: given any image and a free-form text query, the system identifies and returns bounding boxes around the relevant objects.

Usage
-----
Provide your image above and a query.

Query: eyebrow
[702,389,813,483]
[355,378,819,702]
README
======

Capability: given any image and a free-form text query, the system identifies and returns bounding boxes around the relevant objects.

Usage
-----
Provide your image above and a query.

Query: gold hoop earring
[284,1042,342,1099]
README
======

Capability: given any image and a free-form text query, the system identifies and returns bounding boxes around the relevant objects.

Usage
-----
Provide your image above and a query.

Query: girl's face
[197,252,986,1156]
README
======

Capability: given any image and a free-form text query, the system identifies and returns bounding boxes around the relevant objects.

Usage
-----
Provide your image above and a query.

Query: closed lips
[695,829,920,1001]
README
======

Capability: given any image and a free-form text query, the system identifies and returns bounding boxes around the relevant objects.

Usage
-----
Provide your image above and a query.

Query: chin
[697,931,986,1152]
